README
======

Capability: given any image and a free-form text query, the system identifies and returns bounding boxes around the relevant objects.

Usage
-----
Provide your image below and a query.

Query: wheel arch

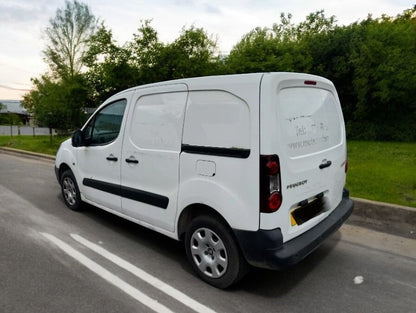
[57,162,72,182]
[177,204,231,241]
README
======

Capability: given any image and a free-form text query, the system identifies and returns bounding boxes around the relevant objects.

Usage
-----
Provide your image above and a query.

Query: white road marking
[41,233,174,313]
[71,233,218,313]
[391,279,416,290]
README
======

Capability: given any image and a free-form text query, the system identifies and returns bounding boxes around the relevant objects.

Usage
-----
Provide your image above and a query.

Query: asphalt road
[0,153,415,313]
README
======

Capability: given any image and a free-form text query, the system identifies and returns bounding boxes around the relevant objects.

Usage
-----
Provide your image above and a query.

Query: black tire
[184,215,249,288]
[60,169,83,211]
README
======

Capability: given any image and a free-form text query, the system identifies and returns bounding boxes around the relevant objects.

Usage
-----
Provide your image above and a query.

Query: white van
[55,72,353,288]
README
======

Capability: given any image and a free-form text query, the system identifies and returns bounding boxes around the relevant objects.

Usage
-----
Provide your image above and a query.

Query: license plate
[291,197,325,226]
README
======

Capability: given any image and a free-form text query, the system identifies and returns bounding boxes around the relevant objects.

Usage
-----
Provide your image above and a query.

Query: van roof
[112,72,331,97]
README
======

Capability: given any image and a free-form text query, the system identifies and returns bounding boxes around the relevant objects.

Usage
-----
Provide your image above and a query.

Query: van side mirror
[71,129,85,147]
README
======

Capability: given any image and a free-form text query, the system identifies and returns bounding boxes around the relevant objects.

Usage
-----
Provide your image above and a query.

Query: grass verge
[1,136,415,208]
[346,141,416,208]
[0,135,69,156]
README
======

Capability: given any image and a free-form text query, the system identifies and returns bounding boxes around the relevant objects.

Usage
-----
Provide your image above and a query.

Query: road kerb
[349,197,415,239]
[352,197,416,224]
[0,147,55,161]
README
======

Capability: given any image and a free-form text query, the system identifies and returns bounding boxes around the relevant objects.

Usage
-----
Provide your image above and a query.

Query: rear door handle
[106,154,118,162]
[319,160,332,169]
[125,156,139,164]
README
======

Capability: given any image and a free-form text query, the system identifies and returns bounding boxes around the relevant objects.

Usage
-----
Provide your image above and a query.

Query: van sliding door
[120,85,188,233]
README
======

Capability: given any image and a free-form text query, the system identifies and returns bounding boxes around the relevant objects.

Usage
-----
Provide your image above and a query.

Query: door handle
[125,157,139,164]
[106,154,118,162]
[319,160,332,169]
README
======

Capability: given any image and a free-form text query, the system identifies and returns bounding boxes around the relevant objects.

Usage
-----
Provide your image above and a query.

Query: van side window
[84,99,127,146]
[183,91,250,150]
[129,92,187,151]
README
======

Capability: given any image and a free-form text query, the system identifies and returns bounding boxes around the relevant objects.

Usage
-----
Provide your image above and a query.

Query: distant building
[0,100,30,125]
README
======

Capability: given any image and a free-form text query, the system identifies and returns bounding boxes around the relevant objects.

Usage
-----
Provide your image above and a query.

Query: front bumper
[54,166,60,183]
[233,192,354,270]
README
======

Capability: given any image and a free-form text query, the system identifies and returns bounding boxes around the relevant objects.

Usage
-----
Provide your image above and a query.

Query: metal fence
[0,125,57,136]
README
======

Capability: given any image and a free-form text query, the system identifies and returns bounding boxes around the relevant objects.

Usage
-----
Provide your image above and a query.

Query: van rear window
[278,87,342,157]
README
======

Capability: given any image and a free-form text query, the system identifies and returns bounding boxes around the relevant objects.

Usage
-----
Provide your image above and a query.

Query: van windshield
[278,87,342,158]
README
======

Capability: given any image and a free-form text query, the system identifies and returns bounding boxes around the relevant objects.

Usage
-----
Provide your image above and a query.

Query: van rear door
[260,74,347,242]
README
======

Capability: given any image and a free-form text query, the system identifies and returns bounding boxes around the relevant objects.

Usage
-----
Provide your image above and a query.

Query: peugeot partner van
[55,72,353,288]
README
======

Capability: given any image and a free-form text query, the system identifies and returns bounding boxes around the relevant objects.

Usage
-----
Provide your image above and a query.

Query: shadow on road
[234,232,341,296]
[67,197,343,295]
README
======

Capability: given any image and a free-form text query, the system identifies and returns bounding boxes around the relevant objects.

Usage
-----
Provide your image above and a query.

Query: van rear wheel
[185,215,248,288]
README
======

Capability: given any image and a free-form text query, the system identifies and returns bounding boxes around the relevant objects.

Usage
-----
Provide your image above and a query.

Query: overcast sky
[0,0,414,100]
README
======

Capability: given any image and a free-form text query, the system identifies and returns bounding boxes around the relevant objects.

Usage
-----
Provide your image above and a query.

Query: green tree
[24,1,96,131]
[349,9,416,140]
[129,20,164,83]
[226,27,279,73]
[154,26,219,80]
[128,23,220,82]
[84,22,221,104]
[226,13,314,73]
[296,12,357,122]
[23,74,88,131]
[43,0,97,78]
[83,23,138,106]
[0,114,23,126]
[296,10,336,38]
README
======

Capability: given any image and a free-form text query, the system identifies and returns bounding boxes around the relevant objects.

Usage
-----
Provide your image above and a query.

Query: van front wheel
[60,169,83,211]
[185,215,248,288]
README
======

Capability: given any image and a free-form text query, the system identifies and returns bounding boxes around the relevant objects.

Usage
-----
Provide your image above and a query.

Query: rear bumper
[233,191,354,270]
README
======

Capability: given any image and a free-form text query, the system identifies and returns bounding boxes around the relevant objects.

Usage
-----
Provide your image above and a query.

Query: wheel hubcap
[62,177,77,206]
[190,228,228,278]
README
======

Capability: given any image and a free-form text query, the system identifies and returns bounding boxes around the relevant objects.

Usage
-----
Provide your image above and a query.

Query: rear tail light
[260,155,282,213]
